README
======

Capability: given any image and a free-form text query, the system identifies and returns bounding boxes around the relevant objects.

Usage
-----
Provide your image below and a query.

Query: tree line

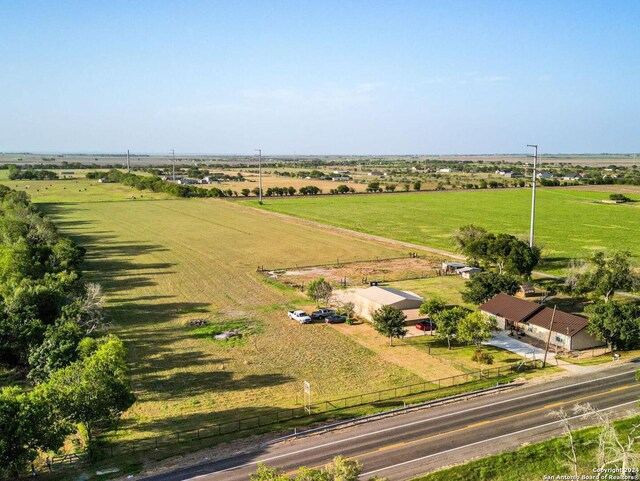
[0,186,134,478]
[7,165,59,180]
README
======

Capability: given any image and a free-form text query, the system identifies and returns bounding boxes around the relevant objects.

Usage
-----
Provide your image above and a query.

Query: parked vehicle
[325,314,347,324]
[288,310,312,324]
[311,308,337,320]
[416,320,436,331]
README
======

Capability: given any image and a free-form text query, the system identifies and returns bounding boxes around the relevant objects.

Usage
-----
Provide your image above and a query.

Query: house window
[555,333,565,343]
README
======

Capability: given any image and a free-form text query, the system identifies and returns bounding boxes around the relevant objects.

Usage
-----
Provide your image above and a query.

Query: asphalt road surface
[141,363,640,481]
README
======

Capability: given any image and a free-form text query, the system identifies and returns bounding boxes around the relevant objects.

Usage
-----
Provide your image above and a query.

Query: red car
[416,320,436,331]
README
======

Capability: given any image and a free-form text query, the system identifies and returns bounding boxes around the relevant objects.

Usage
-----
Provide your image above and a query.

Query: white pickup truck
[288,310,312,324]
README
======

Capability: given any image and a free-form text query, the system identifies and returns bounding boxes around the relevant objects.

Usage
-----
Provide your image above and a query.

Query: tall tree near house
[575,251,638,302]
[433,307,467,350]
[372,305,407,346]
[453,224,488,254]
[462,271,520,305]
[419,297,447,318]
[306,278,333,307]
[458,311,496,347]
[587,301,640,351]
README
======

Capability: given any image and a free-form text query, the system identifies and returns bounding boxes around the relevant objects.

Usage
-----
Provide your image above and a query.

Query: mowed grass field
[248,188,640,270]
[18,188,438,440]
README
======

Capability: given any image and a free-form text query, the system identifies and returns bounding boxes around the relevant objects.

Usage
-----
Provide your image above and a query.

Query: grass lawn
[389,276,474,309]
[412,415,640,481]
[246,188,640,272]
[19,195,429,442]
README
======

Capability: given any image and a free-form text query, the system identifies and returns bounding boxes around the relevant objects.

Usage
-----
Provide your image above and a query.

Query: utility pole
[527,144,538,248]
[255,149,263,204]
[542,306,557,368]
[171,149,175,181]
[126,150,130,173]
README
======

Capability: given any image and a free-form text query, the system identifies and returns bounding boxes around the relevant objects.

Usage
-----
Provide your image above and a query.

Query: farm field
[248,188,640,271]
[0,174,169,203]
[19,191,442,441]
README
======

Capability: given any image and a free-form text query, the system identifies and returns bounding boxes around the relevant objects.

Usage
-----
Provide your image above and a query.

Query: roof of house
[526,307,589,336]
[478,293,543,323]
[357,286,424,305]
[479,293,590,337]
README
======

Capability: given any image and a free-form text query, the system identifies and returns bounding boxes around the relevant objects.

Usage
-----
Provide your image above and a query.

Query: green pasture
[247,188,640,272]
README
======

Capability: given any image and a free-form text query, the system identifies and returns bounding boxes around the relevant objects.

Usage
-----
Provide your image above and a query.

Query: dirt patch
[267,257,441,289]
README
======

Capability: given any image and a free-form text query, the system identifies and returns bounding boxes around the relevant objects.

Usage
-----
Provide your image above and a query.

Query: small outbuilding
[442,261,467,274]
[456,266,482,279]
[518,283,536,297]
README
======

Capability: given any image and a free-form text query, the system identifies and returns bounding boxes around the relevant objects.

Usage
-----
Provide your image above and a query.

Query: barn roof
[357,286,424,305]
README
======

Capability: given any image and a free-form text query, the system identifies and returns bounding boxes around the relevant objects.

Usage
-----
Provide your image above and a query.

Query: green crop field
[247,188,640,271]
[12,188,436,441]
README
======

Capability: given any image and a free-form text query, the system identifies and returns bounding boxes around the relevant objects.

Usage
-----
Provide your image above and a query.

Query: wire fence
[258,253,429,274]
[83,359,541,462]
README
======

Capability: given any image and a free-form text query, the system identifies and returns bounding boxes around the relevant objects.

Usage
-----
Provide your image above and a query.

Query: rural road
[139,363,640,481]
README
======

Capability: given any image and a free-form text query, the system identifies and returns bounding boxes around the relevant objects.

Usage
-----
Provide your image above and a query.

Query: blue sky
[1,0,638,155]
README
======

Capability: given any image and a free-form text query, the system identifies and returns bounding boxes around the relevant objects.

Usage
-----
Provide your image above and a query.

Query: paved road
[140,363,640,481]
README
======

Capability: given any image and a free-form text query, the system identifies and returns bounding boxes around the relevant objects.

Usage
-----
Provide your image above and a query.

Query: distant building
[178,178,198,185]
[368,171,384,176]
[562,173,581,181]
[60,170,75,175]
[536,171,553,179]
[456,266,482,279]
[442,261,467,274]
[332,176,351,181]
[438,168,455,173]
[98,178,110,183]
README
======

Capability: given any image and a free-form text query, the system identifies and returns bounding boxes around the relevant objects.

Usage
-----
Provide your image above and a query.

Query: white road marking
[185,368,635,480]
[361,399,640,477]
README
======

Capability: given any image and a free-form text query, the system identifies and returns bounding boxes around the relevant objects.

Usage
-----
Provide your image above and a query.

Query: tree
[372,305,407,345]
[306,278,333,306]
[27,320,84,383]
[458,311,496,346]
[0,386,69,479]
[575,251,638,302]
[419,297,447,317]
[433,307,467,349]
[43,335,135,451]
[462,272,520,305]
[587,301,640,351]
[461,232,541,276]
[366,181,382,193]
[452,225,487,253]
[471,348,494,372]
[413,181,421,191]
[241,188,250,197]
[252,187,262,197]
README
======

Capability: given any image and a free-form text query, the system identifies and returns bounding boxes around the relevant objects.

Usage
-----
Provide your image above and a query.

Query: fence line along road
[89,360,541,462]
